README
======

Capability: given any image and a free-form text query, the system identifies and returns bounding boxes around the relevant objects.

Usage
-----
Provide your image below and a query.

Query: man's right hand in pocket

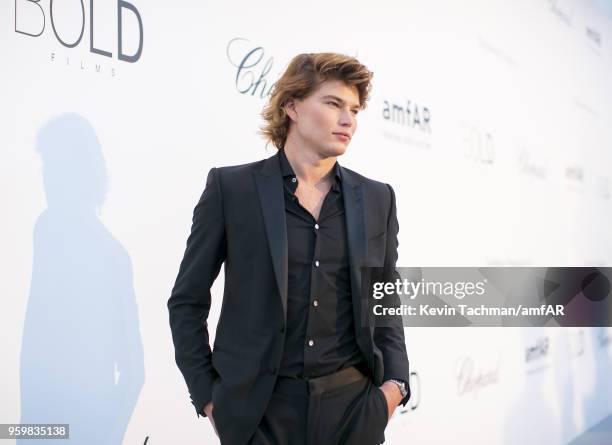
[203,401,219,437]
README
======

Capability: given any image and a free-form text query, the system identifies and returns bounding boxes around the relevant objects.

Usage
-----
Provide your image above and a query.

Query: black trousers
[247,367,388,445]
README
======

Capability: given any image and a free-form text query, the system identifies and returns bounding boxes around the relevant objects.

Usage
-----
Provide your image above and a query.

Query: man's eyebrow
[321,95,361,109]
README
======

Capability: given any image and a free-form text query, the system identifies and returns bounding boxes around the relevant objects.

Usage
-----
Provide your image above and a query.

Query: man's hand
[203,402,219,437]
[378,381,403,422]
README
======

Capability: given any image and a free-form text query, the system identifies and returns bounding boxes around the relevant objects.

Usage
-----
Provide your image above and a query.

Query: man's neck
[283,141,337,188]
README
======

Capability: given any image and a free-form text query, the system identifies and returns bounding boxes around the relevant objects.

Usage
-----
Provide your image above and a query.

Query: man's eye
[351,110,359,115]
[327,101,339,107]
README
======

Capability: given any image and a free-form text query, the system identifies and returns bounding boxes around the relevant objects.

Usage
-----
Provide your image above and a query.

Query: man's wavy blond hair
[260,52,373,150]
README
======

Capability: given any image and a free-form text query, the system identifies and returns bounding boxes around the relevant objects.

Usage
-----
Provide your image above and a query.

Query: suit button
[269,366,277,375]
[279,325,285,333]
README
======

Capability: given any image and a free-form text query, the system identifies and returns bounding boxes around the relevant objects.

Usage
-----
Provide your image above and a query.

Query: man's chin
[320,144,348,158]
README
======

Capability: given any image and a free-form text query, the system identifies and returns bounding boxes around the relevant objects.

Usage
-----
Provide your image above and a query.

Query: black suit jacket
[168,151,410,445]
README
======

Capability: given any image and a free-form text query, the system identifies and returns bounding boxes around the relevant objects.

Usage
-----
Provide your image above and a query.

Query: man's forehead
[315,80,360,107]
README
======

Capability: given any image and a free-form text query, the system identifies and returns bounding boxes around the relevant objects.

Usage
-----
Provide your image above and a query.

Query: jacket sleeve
[167,167,226,418]
[373,183,411,406]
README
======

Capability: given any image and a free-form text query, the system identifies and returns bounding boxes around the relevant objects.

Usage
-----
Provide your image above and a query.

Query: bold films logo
[14,0,144,77]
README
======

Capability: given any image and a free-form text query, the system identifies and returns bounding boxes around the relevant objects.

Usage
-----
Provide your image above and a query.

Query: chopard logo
[518,148,547,179]
[226,37,275,99]
[454,356,500,398]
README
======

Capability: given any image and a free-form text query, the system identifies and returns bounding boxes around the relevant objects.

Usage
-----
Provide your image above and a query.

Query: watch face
[397,382,407,396]
[390,380,406,396]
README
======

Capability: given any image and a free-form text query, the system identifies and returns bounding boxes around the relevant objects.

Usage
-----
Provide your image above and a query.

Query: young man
[168,53,410,445]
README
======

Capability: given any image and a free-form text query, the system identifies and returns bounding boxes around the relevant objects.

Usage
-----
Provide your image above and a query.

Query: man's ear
[284,98,299,122]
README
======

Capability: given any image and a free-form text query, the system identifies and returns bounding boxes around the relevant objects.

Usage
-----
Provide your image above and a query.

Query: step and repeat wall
[2,0,612,443]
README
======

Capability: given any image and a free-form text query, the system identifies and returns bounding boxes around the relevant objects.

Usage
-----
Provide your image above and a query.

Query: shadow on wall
[19,113,145,444]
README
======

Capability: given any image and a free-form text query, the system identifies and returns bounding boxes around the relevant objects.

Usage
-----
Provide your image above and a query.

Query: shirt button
[314,223,319,230]
[291,177,297,183]
[314,260,320,267]
[313,299,319,307]
[308,339,314,347]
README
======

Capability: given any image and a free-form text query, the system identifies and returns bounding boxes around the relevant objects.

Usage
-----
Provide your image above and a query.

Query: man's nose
[338,109,354,126]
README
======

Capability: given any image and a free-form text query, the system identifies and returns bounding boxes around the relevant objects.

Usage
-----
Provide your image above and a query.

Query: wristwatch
[387,379,408,398]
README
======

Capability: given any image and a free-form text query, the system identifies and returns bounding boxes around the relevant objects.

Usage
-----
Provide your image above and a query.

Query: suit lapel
[254,152,289,322]
[340,168,370,341]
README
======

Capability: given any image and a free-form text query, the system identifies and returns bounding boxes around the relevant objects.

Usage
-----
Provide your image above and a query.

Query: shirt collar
[278,148,343,186]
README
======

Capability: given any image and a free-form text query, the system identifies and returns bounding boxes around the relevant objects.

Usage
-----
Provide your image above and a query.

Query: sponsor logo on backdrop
[381,99,432,149]
[518,148,548,179]
[568,329,585,358]
[565,164,585,194]
[548,0,574,26]
[525,336,550,374]
[398,371,421,414]
[460,124,495,165]
[598,328,612,349]
[382,100,431,132]
[585,25,602,53]
[14,0,144,76]
[226,37,275,99]
[454,355,500,398]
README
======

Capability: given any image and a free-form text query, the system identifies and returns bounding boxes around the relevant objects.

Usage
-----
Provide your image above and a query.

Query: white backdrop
[2,0,612,443]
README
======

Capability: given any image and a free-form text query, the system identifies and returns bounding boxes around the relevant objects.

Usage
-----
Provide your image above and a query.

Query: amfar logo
[598,328,612,349]
[525,336,549,363]
[382,100,431,134]
[14,0,144,63]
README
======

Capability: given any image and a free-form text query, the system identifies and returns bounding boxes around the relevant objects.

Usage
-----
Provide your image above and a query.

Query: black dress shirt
[277,149,366,379]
